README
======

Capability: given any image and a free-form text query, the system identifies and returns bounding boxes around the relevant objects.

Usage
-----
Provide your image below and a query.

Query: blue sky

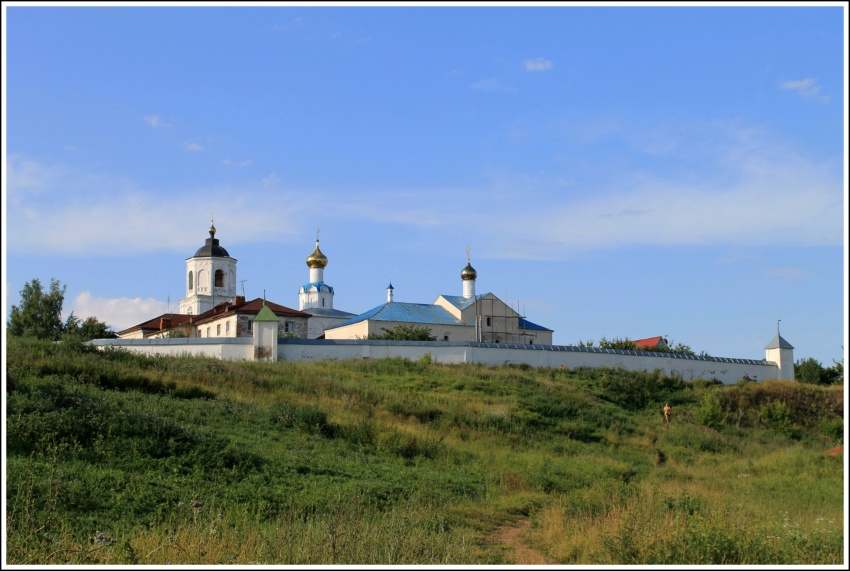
[3,3,847,367]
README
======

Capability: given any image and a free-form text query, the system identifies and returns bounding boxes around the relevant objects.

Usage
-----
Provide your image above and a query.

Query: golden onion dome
[306,240,328,269]
[461,262,477,281]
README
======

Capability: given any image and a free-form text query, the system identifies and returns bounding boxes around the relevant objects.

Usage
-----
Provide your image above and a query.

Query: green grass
[4,336,844,564]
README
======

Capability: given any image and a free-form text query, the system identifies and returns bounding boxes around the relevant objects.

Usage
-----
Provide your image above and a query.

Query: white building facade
[297,238,356,338]
[325,251,554,343]
[179,223,237,315]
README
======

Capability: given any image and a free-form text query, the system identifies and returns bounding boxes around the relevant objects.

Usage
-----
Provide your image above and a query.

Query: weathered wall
[90,338,779,384]
[91,338,253,360]
[277,340,778,384]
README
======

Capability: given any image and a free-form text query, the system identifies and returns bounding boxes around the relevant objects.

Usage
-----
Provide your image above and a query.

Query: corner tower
[765,322,795,380]
[179,221,237,315]
[299,237,335,311]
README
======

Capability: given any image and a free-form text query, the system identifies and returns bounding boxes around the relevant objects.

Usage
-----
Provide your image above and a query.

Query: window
[226,321,230,334]
[486,317,491,326]
[443,335,449,341]
[247,319,253,332]
[206,327,210,337]
[215,269,224,288]
[322,298,325,307]
[198,328,202,337]
[188,271,194,290]
[284,321,294,333]
[216,324,221,336]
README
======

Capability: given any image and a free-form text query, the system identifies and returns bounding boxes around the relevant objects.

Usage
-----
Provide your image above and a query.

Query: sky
[3,2,847,368]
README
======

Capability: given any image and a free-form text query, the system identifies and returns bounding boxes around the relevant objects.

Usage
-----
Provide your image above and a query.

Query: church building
[117,222,310,340]
[324,249,554,343]
[297,237,357,339]
[117,223,554,344]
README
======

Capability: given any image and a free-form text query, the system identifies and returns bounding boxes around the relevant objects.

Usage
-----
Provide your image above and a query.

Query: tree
[795,357,838,386]
[7,278,115,342]
[7,278,66,340]
[367,324,437,341]
[63,313,116,341]
[597,336,639,350]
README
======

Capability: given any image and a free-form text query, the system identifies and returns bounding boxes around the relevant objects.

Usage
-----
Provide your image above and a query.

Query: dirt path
[491,518,558,565]
[824,445,843,456]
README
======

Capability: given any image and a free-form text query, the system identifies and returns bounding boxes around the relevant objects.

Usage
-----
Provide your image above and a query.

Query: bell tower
[179,219,237,315]
[298,231,335,311]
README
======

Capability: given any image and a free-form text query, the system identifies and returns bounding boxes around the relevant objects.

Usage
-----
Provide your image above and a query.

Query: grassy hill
[4,336,844,565]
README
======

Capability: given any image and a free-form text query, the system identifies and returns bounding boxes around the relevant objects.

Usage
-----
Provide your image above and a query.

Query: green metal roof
[253,303,280,322]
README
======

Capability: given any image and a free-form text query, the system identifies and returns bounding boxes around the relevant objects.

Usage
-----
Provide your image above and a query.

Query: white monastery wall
[92,338,253,360]
[91,339,779,384]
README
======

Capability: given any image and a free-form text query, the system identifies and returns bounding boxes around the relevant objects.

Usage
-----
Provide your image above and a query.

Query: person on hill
[663,403,671,424]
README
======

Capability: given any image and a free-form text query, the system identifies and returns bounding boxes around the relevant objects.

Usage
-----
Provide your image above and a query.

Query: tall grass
[5,337,844,564]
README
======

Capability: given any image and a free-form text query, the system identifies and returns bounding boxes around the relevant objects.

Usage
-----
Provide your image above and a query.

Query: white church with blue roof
[324,248,554,344]
[297,237,357,339]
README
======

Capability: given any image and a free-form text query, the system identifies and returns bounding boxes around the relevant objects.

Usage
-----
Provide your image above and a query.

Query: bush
[758,400,798,438]
[694,393,725,430]
[819,416,843,444]
[795,357,838,386]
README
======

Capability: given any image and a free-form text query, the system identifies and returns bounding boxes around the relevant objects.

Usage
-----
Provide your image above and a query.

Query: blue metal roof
[326,302,470,330]
[438,294,478,311]
[302,308,357,318]
[518,318,553,331]
[300,282,334,294]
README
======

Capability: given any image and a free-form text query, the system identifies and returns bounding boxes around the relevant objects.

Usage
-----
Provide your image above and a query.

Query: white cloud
[780,78,829,103]
[69,291,168,331]
[469,78,517,93]
[5,157,306,255]
[144,115,162,128]
[184,142,205,152]
[5,118,841,262]
[239,160,252,167]
[262,172,280,187]
[6,154,67,204]
[524,57,553,72]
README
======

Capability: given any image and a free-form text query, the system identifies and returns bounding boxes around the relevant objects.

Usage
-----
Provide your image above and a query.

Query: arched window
[215,269,224,288]
[216,324,221,336]
[226,321,230,334]
[188,271,194,290]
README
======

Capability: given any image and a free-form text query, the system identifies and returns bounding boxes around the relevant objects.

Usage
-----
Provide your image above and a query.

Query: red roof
[118,298,310,335]
[191,297,310,325]
[117,313,195,335]
[633,336,667,349]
